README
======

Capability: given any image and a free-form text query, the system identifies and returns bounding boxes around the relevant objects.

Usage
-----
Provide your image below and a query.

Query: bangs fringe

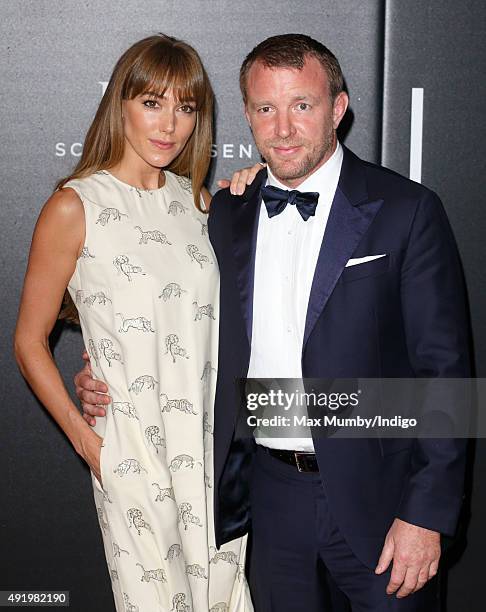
[123,46,206,110]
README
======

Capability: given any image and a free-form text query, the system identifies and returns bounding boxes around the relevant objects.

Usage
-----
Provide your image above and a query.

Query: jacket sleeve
[207,188,229,259]
[396,189,471,535]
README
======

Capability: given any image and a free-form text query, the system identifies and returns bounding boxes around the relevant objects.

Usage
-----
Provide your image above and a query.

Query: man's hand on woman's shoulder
[216,162,265,195]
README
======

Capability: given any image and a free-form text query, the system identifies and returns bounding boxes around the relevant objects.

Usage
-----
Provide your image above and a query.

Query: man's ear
[244,105,251,128]
[332,91,349,130]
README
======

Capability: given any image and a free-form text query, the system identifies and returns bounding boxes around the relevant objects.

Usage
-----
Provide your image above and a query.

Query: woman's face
[121,88,197,169]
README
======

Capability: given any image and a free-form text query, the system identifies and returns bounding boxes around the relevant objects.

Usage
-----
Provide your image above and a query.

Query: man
[78,34,469,611]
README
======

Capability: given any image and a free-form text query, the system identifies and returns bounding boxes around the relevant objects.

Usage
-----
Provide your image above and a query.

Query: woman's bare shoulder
[38,187,85,226]
[32,188,85,258]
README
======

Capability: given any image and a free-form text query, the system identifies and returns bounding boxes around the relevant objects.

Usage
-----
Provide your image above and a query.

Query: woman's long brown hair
[58,34,214,322]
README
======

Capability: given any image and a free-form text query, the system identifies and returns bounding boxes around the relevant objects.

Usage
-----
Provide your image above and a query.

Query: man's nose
[275,111,294,139]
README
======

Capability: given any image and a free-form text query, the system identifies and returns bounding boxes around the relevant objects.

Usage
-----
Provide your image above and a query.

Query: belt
[263,447,319,472]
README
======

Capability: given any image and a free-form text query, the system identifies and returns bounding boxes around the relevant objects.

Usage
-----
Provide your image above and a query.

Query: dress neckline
[103,169,169,194]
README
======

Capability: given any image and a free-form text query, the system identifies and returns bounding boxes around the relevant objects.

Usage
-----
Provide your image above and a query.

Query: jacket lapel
[303,147,384,346]
[232,168,267,345]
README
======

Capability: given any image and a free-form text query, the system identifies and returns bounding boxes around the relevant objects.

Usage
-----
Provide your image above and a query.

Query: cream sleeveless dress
[66,170,252,612]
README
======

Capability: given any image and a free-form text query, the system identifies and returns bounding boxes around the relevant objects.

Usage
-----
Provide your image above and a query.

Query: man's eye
[258,106,272,113]
[296,103,310,111]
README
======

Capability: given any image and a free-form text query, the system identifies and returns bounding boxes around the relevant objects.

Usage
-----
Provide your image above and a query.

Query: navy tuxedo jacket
[208,146,470,568]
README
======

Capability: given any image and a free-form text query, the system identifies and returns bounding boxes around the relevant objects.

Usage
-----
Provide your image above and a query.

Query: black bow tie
[261,184,319,221]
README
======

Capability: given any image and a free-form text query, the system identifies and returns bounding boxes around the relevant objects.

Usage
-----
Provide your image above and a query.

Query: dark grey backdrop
[382,4,486,610]
[1,1,483,610]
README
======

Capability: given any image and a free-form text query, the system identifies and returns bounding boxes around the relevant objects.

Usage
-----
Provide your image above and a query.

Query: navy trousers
[248,446,440,611]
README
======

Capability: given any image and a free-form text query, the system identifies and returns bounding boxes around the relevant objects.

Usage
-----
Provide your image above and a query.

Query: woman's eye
[179,105,195,113]
[143,99,158,108]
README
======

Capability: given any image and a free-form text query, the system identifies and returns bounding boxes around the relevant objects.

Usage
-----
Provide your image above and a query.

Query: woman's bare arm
[14,188,103,482]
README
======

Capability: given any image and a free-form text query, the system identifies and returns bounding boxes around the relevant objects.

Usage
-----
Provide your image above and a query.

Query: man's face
[244,56,348,187]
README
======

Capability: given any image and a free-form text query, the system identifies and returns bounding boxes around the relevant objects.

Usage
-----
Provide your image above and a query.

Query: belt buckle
[294,452,311,472]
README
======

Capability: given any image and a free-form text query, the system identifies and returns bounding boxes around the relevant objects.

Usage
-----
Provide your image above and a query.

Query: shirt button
[288,230,292,235]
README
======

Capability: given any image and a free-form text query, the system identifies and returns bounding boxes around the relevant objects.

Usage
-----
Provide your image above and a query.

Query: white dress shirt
[248,142,343,451]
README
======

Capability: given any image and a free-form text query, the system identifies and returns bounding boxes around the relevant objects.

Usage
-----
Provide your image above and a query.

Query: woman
[14,34,258,612]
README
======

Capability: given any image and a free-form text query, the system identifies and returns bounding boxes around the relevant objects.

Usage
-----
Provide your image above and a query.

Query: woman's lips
[149,139,176,150]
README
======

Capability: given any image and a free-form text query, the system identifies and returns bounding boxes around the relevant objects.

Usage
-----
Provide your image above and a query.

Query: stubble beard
[261,129,335,185]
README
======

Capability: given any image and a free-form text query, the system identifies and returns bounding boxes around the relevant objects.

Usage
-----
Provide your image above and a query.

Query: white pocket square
[345,254,387,267]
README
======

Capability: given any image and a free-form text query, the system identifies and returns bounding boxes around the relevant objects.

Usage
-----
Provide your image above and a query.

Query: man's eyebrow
[251,93,321,106]
[288,93,321,103]
[250,99,274,106]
